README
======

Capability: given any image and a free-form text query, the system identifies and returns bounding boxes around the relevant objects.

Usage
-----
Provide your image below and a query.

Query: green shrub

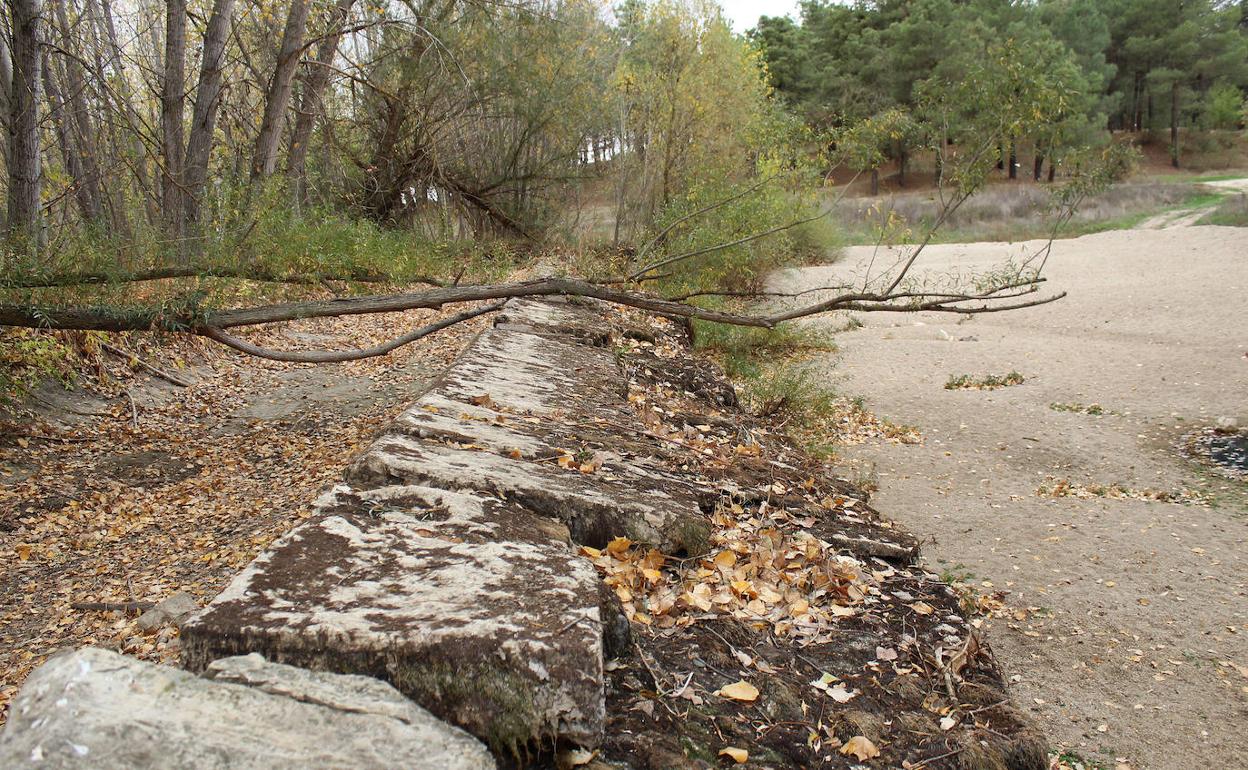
[0,330,76,411]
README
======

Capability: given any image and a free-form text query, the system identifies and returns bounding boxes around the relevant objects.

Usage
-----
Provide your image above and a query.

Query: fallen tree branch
[71,600,155,613]
[830,533,918,563]
[9,264,444,289]
[200,301,505,363]
[0,275,1063,347]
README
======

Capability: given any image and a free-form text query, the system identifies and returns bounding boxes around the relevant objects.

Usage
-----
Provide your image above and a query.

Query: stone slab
[0,647,493,769]
[181,484,606,751]
[347,433,711,554]
[432,324,625,416]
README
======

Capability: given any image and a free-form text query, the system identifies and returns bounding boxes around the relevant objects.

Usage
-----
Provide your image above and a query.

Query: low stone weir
[0,296,1047,768]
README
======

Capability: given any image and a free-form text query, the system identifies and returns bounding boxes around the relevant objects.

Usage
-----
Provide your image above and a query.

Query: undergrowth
[0,330,80,412]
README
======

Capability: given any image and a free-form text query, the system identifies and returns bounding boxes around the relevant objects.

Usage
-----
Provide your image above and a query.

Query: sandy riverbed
[775,226,1248,769]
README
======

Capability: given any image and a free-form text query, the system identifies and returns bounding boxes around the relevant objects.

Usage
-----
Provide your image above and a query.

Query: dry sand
[775,226,1248,769]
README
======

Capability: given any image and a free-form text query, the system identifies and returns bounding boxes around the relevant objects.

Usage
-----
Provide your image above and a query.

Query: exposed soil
[774,225,1248,770]
[0,307,490,719]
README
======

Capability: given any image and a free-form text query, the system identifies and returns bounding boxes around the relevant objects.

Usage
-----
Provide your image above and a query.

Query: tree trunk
[7,0,43,249]
[0,25,14,173]
[42,51,101,223]
[183,0,237,230]
[96,0,160,227]
[161,0,187,238]
[1007,142,1017,180]
[50,0,105,224]
[1131,71,1142,131]
[285,0,355,198]
[1169,80,1180,169]
[898,148,907,187]
[251,0,312,181]
[1033,152,1044,182]
[869,167,879,196]
[1048,159,1056,183]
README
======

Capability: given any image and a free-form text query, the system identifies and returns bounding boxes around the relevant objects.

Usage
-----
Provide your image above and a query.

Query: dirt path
[774,226,1248,769]
[1139,177,1248,229]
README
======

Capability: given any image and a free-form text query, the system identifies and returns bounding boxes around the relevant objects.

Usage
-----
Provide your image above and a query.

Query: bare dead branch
[628,208,832,283]
[201,301,504,362]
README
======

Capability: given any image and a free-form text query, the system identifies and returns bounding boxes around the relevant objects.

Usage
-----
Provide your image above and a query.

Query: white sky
[717,0,803,33]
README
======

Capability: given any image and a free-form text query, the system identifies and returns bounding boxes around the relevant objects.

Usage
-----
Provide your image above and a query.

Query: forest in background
[754,0,1248,190]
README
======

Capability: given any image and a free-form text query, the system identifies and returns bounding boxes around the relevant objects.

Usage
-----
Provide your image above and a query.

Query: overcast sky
[718,0,803,33]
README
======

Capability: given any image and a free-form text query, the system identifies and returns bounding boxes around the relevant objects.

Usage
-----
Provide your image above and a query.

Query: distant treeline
[752,0,1248,172]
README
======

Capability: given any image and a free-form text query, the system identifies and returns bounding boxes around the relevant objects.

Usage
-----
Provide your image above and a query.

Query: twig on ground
[100,342,194,387]
[123,389,139,427]
[70,600,155,613]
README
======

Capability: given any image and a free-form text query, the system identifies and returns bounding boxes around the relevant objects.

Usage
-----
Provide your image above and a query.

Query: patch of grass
[937,563,975,584]
[1197,192,1248,226]
[1147,172,1248,184]
[945,371,1025,390]
[831,181,1196,245]
[1050,750,1113,770]
[1050,401,1105,415]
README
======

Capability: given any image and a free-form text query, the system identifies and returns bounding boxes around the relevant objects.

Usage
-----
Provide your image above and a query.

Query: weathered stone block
[347,434,711,554]
[181,485,605,751]
[432,324,625,416]
[0,647,493,769]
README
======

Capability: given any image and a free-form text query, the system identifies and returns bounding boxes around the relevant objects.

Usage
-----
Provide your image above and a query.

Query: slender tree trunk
[1131,71,1142,131]
[182,0,237,230]
[43,51,100,223]
[1007,142,1017,180]
[96,0,159,227]
[161,0,186,238]
[285,0,355,198]
[1169,80,1180,169]
[7,0,44,250]
[869,167,879,196]
[1033,152,1044,182]
[1048,158,1056,183]
[251,0,311,180]
[50,0,105,224]
[897,147,907,188]
[0,26,14,173]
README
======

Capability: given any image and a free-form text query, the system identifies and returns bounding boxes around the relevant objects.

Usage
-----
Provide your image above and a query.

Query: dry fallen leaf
[840,735,880,761]
[557,747,596,767]
[718,747,748,764]
[827,684,857,703]
[715,680,759,702]
[909,601,935,615]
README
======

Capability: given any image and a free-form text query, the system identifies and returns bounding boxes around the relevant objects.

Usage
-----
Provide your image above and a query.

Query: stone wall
[1,298,697,766]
